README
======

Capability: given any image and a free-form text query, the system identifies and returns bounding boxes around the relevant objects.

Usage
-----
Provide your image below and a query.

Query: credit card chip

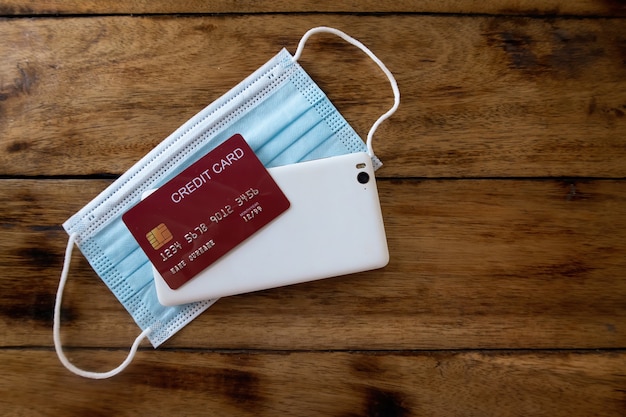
[146,223,173,250]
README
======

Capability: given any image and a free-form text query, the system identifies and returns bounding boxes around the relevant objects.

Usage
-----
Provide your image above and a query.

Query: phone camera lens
[357,172,370,184]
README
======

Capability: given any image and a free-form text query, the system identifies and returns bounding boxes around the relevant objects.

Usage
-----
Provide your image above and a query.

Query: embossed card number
[122,134,290,290]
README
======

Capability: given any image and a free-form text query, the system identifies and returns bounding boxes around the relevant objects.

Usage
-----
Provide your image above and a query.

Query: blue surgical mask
[54,26,400,378]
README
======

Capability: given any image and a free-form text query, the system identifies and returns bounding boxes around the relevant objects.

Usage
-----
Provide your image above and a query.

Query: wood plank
[1,350,624,416]
[2,8,623,417]
[1,15,625,177]
[0,0,624,16]
[2,179,624,349]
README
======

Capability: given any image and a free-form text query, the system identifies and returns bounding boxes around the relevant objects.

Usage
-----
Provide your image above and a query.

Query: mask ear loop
[53,232,152,379]
[292,26,400,159]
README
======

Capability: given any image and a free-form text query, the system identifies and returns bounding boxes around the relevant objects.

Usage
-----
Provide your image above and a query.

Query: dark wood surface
[1,2,625,416]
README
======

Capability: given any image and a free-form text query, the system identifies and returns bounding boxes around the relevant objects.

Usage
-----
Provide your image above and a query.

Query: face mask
[54,26,400,378]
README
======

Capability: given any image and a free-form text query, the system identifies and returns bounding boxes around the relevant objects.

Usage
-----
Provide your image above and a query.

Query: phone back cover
[154,152,389,305]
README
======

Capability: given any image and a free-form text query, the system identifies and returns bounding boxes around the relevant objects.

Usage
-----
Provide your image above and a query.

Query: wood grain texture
[2,179,624,349]
[1,350,625,417]
[0,0,624,16]
[1,5,625,416]
[1,15,625,177]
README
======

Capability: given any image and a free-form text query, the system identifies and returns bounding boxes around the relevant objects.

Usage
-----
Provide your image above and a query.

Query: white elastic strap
[53,232,151,379]
[293,26,400,158]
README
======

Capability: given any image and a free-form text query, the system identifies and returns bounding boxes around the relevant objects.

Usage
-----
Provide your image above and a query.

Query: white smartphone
[152,152,389,306]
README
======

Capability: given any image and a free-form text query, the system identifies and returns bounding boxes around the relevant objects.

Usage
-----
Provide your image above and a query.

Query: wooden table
[1,1,625,415]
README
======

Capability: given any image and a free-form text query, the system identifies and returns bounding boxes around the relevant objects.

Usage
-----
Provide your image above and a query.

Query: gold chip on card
[146,223,173,250]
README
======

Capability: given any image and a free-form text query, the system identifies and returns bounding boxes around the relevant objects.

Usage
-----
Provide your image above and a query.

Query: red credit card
[122,134,290,290]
